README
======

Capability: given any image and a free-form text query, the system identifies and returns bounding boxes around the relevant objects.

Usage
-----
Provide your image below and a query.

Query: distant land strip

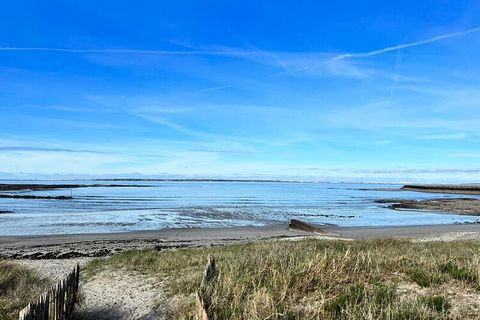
[0,194,72,200]
[0,184,148,192]
[94,178,303,183]
[402,184,480,195]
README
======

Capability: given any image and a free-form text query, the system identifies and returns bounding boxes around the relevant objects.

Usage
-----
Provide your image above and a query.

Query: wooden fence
[19,264,80,320]
[195,256,216,320]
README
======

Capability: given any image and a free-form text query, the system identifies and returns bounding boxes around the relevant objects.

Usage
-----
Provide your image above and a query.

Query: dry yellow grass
[84,238,480,319]
[0,261,50,320]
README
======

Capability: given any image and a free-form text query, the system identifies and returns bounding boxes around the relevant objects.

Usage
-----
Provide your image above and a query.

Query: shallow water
[0,180,479,235]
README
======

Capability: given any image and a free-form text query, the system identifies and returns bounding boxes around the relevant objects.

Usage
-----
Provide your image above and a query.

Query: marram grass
[0,261,50,320]
[84,238,480,319]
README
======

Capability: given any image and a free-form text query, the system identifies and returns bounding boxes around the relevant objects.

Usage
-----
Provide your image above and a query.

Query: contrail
[2,27,478,57]
[189,26,480,94]
[294,26,480,72]
[2,26,480,94]
[0,47,260,55]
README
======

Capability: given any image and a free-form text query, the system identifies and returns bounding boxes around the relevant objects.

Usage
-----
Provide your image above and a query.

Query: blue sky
[1,1,480,182]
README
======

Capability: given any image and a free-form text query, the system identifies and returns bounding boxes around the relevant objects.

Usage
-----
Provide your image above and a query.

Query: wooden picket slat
[18,264,80,320]
[195,256,216,320]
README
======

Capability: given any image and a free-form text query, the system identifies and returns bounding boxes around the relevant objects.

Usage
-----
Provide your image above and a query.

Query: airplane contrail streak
[0,47,260,55]
[2,26,479,95]
[189,26,480,94]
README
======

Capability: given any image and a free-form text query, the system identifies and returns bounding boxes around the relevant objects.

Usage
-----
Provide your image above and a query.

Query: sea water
[0,180,479,235]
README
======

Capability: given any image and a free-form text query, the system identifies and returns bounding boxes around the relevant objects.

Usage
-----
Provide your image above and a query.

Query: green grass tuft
[420,295,451,313]
[440,261,477,285]
[325,283,366,315]
[408,267,442,287]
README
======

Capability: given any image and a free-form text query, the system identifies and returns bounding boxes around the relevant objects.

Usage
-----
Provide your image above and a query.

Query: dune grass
[84,238,480,319]
[0,261,50,320]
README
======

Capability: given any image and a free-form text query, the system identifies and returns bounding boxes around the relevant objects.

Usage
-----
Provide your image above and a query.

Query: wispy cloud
[134,113,196,135]
[321,100,480,132]
[26,105,88,112]
[373,140,394,145]
[0,146,110,154]
[131,107,319,149]
[417,133,471,141]
[0,47,265,55]
[354,168,480,174]
[129,106,194,114]
[450,153,480,158]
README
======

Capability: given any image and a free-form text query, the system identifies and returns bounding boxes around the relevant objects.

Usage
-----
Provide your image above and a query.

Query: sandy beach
[3,222,480,259]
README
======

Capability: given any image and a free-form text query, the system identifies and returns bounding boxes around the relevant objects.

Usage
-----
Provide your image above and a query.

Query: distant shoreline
[94,178,303,183]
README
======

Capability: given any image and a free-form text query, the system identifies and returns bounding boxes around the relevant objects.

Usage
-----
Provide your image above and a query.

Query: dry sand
[18,259,169,320]
[74,270,168,320]
[16,258,90,282]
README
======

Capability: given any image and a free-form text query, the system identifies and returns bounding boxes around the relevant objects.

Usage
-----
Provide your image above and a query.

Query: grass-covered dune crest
[84,238,480,319]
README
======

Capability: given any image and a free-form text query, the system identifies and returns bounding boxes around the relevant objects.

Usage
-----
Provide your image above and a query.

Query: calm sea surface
[1,180,479,236]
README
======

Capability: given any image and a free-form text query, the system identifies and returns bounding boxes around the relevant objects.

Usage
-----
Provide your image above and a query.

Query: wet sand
[0,223,310,259]
[3,222,480,259]
[376,198,480,215]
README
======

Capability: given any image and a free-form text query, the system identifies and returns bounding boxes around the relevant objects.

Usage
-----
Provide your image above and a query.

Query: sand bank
[376,198,480,215]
